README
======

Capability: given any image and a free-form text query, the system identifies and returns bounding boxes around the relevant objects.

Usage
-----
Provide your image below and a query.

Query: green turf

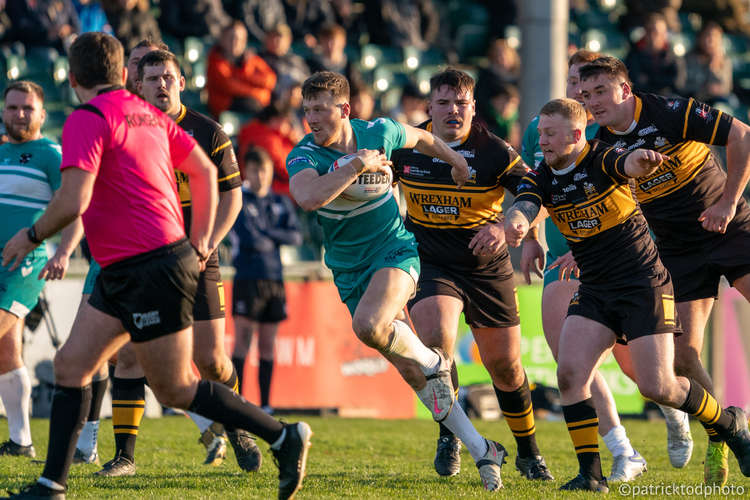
[1,417,749,498]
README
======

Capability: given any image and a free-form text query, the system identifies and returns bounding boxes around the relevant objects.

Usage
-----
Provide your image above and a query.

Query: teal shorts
[0,247,48,318]
[333,238,421,316]
[82,260,101,295]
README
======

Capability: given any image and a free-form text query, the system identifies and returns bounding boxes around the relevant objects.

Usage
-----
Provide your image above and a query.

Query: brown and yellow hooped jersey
[391,121,528,274]
[595,93,750,250]
[516,140,666,289]
[174,105,242,233]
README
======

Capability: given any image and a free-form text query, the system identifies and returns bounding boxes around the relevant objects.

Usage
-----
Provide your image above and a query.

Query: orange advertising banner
[224,280,416,418]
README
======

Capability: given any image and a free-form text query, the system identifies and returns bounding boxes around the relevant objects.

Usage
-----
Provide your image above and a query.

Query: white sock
[439,403,489,462]
[270,427,287,450]
[0,367,32,446]
[658,404,689,429]
[75,420,99,456]
[37,477,65,492]
[603,425,634,458]
[383,320,440,375]
[186,411,213,434]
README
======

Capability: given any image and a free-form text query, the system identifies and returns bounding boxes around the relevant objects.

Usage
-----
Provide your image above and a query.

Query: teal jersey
[521,117,600,258]
[0,138,62,245]
[286,117,411,272]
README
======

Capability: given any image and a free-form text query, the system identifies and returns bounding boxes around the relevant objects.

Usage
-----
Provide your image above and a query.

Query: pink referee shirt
[61,88,196,267]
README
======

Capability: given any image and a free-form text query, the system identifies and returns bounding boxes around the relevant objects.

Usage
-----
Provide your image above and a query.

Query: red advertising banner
[224,281,416,418]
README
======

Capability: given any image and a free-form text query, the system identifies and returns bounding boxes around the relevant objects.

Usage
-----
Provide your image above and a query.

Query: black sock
[88,377,108,422]
[259,358,274,407]
[224,366,239,393]
[495,375,540,458]
[111,376,146,461]
[41,385,92,487]
[188,380,283,443]
[562,398,602,480]
[679,378,733,439]
[231,356,246,393]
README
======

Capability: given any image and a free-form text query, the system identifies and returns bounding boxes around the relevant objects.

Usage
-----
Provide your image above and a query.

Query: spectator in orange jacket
[238,102,302,197]
[206,20,276,117]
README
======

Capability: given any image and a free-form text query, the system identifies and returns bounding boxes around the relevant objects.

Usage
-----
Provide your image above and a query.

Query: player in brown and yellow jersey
[391,69,553,482]
[505,98,750,492]
[579,55,750,485]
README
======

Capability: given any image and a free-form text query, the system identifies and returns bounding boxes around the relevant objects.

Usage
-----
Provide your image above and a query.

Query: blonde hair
[540,98,587,129]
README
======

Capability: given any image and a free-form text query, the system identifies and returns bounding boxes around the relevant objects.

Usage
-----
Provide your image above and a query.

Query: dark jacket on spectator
[625,39,686,95]
[158,0,230,40]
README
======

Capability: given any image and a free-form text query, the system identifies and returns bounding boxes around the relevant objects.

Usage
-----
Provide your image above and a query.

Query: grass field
[1,416,749,499]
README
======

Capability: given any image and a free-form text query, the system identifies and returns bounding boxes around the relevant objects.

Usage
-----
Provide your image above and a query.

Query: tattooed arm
[504,200,541,248]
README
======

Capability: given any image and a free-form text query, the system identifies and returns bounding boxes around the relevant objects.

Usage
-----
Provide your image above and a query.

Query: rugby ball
[329,154,392,202]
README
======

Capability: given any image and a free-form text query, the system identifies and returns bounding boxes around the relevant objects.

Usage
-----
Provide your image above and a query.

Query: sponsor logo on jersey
[573,171,588,181]
[654,136,667,147]
[551,194,567,203]
[133,310,161,329]
[468,166,477,182]
[666,99,680,111]
[638,171,676,192]
[19,153,32,164]
[562,184,577,193]
[551,177,558,185]
[402,164,431,176]
[287,156,308,167]
[695,106,713,123]
[456,149,475,158]
[583,181,598,197]
[613,140,627,149]
[624,138,646,150]
[568,217,601,231]
[638,125,658,136]
[554,201,609,232]
[422,204,459,216]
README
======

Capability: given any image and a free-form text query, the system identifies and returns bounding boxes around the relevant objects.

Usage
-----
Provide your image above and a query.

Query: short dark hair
[243,146,272,169]
[4,80,44,101]
[302,71,350,101]
[69,32,124,88]
[132,37,168,53]
[137,50,182,80]
[429,68,474,98]
[578,55,632,87]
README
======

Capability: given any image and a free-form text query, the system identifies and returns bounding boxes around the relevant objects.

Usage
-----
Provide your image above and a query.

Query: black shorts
[194,253,225,321]
[567,280,678,344]
[408,260,520,329]
[89,238,199,343]
[659,219,750,302]
[232,279,287,323]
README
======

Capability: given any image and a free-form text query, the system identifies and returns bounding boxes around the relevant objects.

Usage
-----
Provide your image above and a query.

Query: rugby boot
[516,454,554,480]
[434,435,461,477]
[560,473,609,492]
[417,348,454,422]
[199,427,227,466]
[704,440,729,486]
[272,422,312,500]
[226,429,262,472]
[608,451,647,482]
[94,454,136,477]
[721,406,750,477]
[659,404,693,468]
[0,440,35,458]
[476,440,508,491]
[4,482,65,499]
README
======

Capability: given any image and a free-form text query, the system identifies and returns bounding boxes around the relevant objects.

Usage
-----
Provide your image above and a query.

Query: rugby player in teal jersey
[286,71,509,491]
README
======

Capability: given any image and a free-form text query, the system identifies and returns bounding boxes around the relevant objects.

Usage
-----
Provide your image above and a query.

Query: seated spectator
[619,0,682,34]
[73,0,111,34]
[478,81,520,149]
[259,23,310,101]
[625,12,686,95]
[237,102,300,198]
[158,0,230,41]
[207,20,276,118]
[306,23,362,88]
[389,82,428,126]
[230,0,287,45]
[364,0,439,50]
[330,0,366,46]
[283,0,335,46]
[682,21,734,105]
[101,0,160,52]
[6,0,79,54]
[350,83,375,120]
[476,38,520,107]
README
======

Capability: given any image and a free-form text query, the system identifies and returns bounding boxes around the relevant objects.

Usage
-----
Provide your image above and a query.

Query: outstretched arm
[402,124,470,187]
[623,148,669,178]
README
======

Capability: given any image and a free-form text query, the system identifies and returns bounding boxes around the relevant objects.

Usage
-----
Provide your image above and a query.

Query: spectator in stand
[306,23,363,89]
[259,23,310,101]
[230,147,301,413]
[158,0,230,42]
[238,103,300,198]
[349,83,375,121]
[330,0,366,46]
[206,20,276,118]
[478,81,520,149]
[619,0,682,34]
[229,0,287,45]
[390,82,428,126]
[682,22,735,106]
[73,0,111,34]
[682,0,750,38]
[625,12,686,95]
[5,0,79,55]
[364,0,439,50]
[283,0,335,46]
[101,0,160,52]
[475,38,520,109]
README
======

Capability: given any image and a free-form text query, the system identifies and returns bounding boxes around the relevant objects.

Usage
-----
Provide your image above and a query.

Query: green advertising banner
[416,283,645,418]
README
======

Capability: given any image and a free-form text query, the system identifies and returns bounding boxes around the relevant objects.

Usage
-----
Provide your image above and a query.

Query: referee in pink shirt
[1,33,311,500]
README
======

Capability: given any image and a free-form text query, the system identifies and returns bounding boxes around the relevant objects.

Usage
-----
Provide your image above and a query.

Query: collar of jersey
[550,142,590,176]
[607,95,642,135]
[96,85,125,95]
[426,121,469,146]
[175,104,187,124]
